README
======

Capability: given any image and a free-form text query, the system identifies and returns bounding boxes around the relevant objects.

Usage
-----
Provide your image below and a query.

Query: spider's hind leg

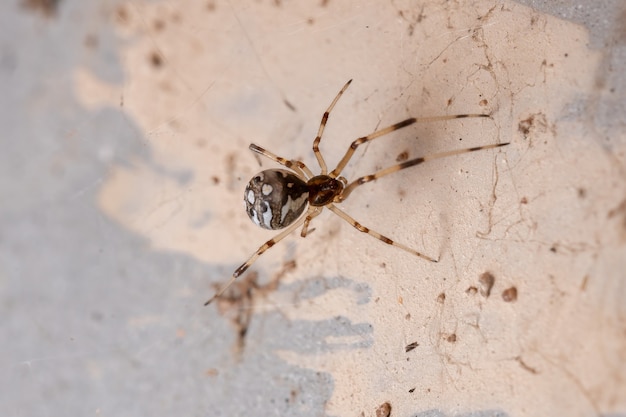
[339,142,509,201]
[326,204,438,262]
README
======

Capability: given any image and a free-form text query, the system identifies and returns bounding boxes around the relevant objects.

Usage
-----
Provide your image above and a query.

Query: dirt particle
[479,271,495,297]
[396,150,409,162]
[84,34,98,49]
[607,198,626,242]
[502,287,518,302]
[518,117,533,137]
[149,51,163,68]
[518,113,549,140]
[21,0,60,17]
[580,275,589,291]
[289,389,298,403]
[405,341,419,352]
[283,99,296,112]
[375,402,391,417]
[115,5,129,24]
[516,356,538,374]
[153,19,165,31]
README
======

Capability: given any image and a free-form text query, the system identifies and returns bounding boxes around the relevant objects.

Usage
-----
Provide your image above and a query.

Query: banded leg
[300,207,323,238]
[204,210,310,305]
[338,142,509,202]
[312,79,353,175]
[326,204,438,262]
[249,143,313,179]
[329,114,491,178]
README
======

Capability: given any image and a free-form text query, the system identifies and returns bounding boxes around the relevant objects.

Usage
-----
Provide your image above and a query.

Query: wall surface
[1,0,625,416]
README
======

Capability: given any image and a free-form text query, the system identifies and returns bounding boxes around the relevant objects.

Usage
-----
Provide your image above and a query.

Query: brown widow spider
[205,79,509,305]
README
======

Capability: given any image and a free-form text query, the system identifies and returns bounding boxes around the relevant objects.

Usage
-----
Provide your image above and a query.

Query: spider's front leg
[329,114,491,179]
[329,118,417,178]
[312,79,353,175]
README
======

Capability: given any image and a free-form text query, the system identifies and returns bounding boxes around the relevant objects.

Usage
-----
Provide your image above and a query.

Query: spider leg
[312,79,353,175]
[249,143,313,179]
[326,203,438,262]
[329,114,491,178]
[339,142,509,201]
[300,207,323,237]
[204,213,309,305]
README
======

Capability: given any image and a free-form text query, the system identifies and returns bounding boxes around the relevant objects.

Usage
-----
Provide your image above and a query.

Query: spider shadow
[261,273,374,353]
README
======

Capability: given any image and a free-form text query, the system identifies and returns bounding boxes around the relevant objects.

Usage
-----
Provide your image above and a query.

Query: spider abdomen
[244,169,309,230]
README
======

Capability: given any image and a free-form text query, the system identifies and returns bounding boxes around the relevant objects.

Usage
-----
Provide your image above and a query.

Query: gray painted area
[516,0,626,140]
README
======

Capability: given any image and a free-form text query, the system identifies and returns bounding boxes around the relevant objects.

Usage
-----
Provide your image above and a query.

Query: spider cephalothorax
[205,80,509,305]
[306,175,346,207]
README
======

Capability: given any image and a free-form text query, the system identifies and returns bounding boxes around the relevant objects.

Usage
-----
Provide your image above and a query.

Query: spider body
[205,80,510,305]
[245,170,348,229]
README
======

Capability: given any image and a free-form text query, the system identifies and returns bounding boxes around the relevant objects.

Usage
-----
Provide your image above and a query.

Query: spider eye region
[244,169,309,230]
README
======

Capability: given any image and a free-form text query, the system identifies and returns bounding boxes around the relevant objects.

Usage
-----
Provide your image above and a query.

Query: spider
[205,80,509,305]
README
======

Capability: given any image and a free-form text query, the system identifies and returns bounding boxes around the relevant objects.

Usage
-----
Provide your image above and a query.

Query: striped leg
[326,204,438,262]
[329,114,491,178]
[312,79,353,175]
[204,211,310,305]
[249,143,313,179]
[300,207,323,238]
[338,142,509,202]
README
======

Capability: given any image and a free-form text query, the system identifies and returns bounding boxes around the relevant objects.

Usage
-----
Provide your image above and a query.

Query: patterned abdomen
[244,169,309,230]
